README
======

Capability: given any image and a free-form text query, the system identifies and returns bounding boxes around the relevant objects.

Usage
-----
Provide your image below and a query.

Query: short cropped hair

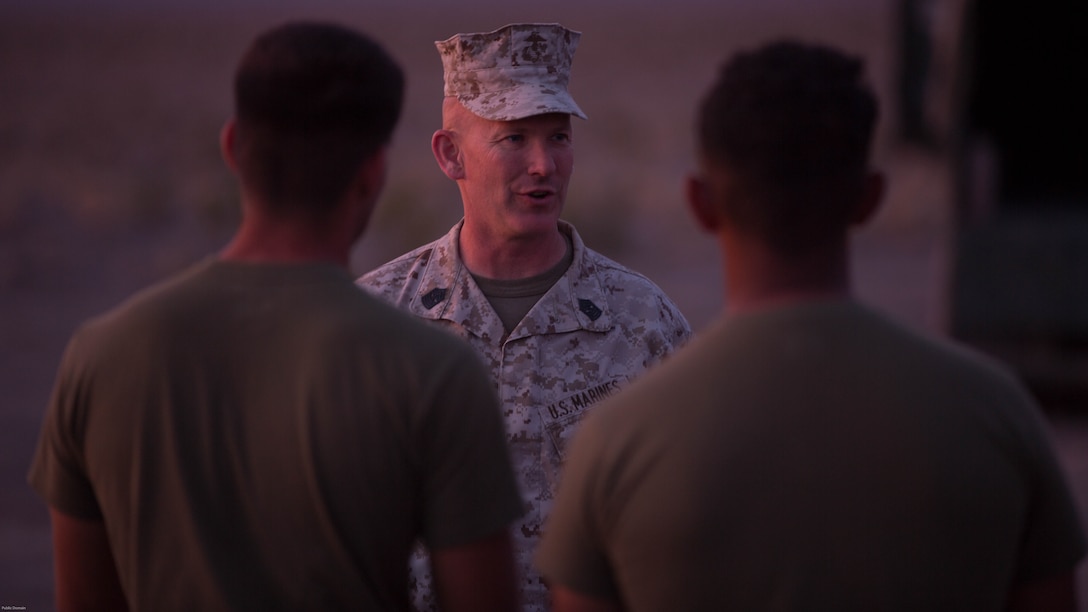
[232,22,404,215]
[696,40,878,251]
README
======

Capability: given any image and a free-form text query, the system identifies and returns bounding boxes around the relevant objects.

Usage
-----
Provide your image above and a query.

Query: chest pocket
[539,377,627,459]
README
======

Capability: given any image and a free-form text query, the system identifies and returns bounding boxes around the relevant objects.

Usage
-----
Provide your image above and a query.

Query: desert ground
[2,0,1086,609]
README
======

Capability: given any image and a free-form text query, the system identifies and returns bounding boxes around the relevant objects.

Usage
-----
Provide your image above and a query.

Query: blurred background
[2,0,1085,608]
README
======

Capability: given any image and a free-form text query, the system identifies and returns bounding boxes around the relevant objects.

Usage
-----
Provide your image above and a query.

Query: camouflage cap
[436,23,588,121]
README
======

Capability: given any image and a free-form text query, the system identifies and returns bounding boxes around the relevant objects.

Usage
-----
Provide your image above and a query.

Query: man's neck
[219,215,350,267]
[721,233,851,316]
[459,223,568,280]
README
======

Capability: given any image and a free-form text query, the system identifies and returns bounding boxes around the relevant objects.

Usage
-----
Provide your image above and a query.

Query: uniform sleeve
[419,345,525,549]
[663,297,694,353]
[646,287,693,366]
[534,412,622,602]
[27,332,104,520]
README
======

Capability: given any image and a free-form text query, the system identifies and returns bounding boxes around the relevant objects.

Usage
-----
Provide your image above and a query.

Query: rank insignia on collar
[421,287,448,310]
[578,298,602,321]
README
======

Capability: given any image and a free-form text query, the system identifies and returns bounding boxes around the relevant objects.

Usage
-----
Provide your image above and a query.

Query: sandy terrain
[2,1,1085,609]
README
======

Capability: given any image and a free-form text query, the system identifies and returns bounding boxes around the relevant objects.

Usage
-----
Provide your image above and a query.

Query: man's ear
[685,173,722,233]
[220,118,239,174]
[851,170,886,226]
[432,129,464,180]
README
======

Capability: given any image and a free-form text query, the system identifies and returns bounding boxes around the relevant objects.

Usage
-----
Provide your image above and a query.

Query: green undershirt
[472,235,574,334]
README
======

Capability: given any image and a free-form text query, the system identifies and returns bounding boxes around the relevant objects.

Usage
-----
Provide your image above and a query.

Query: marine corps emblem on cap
[436,23,588,121]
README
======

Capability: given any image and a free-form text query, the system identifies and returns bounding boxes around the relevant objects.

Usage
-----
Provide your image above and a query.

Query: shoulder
[564,223,675,300]
[355,233,459,308]
[357,241,440,287]
[827,304,1060,461]
[854,303,1029,393]
[578,247,692,338]
[583,248,659,289]
[69,261,212,343]
[325,277,477,364]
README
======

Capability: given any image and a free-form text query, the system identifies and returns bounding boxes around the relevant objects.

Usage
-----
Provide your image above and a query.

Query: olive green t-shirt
[30,259,523,611]
[538,300,1086,611]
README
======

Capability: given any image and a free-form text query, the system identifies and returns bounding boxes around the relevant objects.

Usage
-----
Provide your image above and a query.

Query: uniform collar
[407,220,614,339]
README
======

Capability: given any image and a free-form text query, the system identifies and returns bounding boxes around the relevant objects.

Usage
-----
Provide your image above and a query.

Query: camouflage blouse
[358,219,691,610]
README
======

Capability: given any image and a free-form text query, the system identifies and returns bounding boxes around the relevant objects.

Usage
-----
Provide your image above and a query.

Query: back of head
[696,40,878,253]
[232,22,404,216]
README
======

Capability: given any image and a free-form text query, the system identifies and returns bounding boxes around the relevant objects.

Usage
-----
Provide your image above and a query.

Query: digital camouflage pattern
[357,221,691,611]
[436,23,588,121]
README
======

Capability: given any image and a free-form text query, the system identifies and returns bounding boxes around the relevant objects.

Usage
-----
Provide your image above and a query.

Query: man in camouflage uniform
[357,23,692,611]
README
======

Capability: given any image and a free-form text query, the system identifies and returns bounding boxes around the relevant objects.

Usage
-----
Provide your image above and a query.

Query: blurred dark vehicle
[897,0,1088,407]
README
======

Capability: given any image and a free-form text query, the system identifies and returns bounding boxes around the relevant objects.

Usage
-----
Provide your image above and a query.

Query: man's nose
[527,140,557,176]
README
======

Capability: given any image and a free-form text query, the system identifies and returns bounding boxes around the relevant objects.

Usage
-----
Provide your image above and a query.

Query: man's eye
[553,133,571,143]
[503,134,524,143]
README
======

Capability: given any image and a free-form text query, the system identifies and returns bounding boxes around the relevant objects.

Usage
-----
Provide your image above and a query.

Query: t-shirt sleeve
[27,332,104,520]
[534,412,622,601]
[418,345,524,549]
[1011,403,1088,581]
